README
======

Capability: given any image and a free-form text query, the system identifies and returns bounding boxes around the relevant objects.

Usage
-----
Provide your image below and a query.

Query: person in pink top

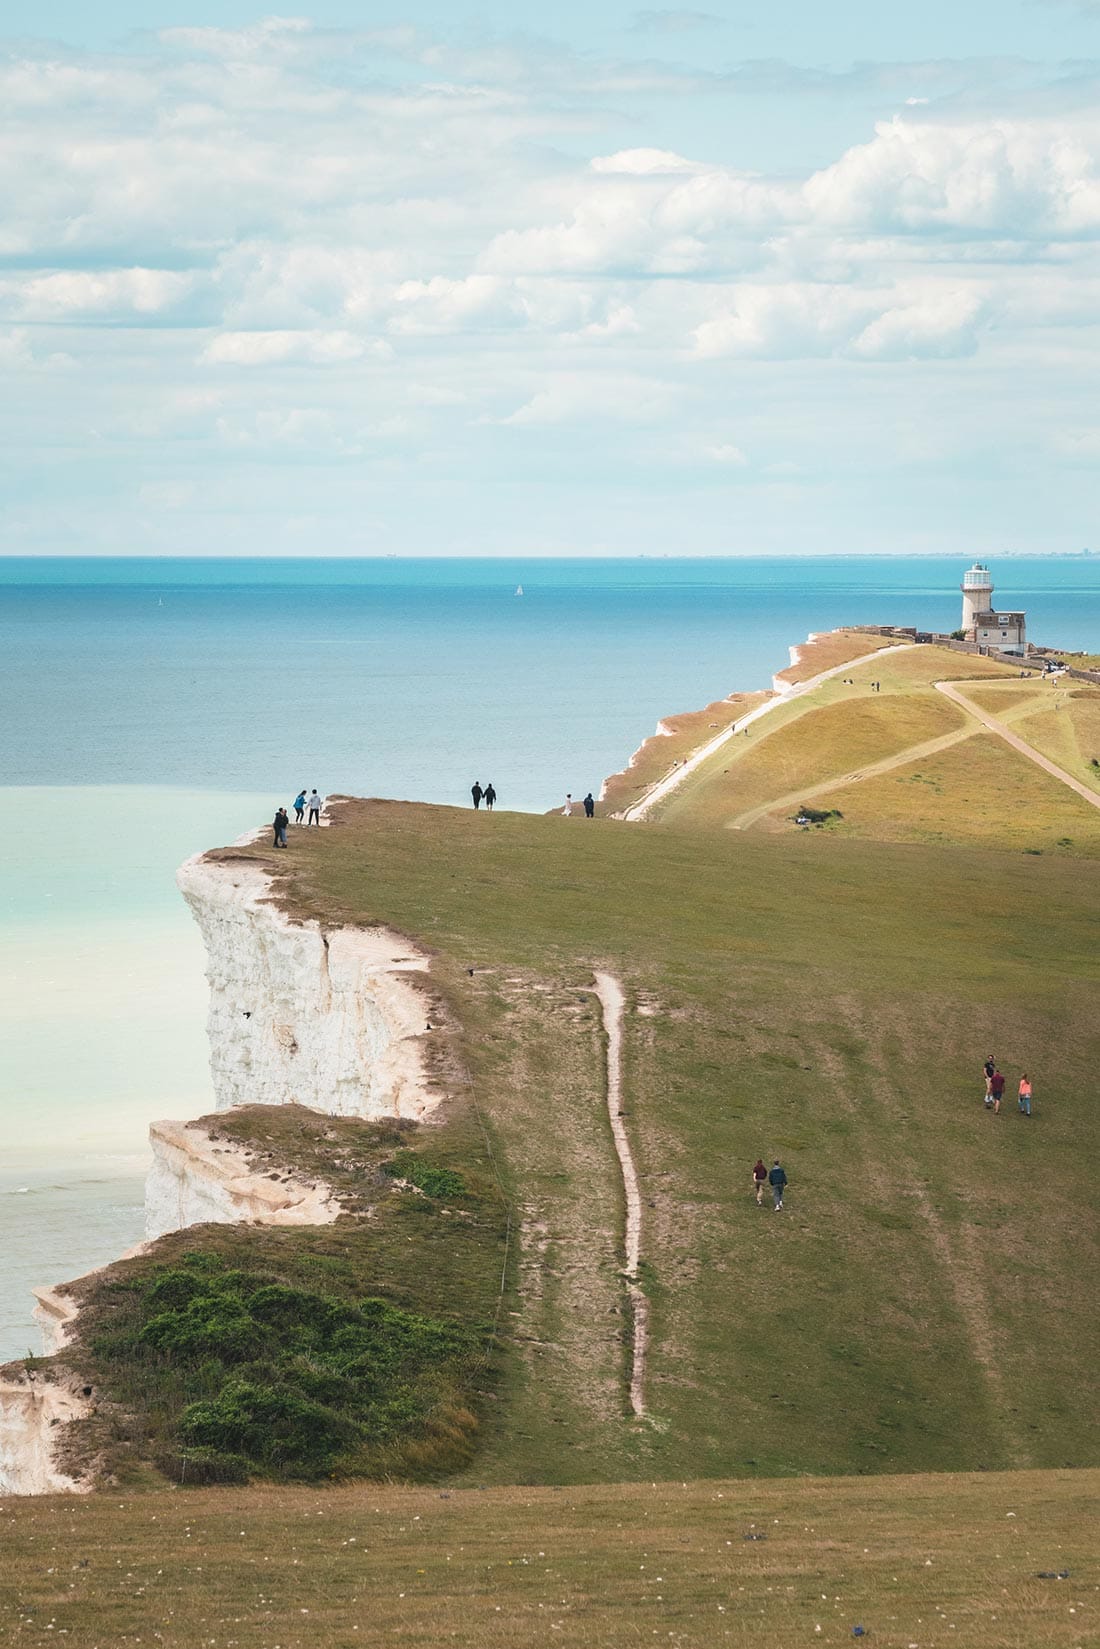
[1018,1074,1032,1116]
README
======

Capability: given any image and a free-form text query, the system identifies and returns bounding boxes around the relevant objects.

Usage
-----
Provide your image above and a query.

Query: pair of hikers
[471,782,497,811]
[753,1158,787,1210]
[983,1056,1032,1115]
[272,806,290,848]
[293,789,323,825]
[562,793,596,818]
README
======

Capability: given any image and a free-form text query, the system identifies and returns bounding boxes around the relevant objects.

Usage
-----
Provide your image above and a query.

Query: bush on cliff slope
[58,1108,507,1487]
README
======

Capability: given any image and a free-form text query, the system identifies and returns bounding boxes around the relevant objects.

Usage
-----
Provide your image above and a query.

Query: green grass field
[2,1468,1095,1648]
[162,795,1097,1489]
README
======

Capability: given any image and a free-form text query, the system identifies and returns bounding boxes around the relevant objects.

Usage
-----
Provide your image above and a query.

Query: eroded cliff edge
[0,848,445,1496]
[176,851,440,1123]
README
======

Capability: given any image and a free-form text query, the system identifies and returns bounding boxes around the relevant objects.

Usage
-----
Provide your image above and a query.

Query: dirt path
[620,644,915,822]
[936,681,1100,811]
[593,971,648,1419]
[729,725,977,830]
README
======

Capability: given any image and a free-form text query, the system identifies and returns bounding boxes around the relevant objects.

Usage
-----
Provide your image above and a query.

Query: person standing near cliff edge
[471,781,483,810]
[484,783,496,811]
[583,793,595,817]
[307,790,323,826]
[294,790,306,824]
[273,807,289,848]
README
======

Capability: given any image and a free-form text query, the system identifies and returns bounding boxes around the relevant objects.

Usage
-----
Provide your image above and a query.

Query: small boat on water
[515,584,524,596]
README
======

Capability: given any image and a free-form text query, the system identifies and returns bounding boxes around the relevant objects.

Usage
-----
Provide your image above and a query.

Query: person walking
[562,794,574,817]
[752,1158,768,1206]
[272,806,289,848]
[768,1159,787,1211]
[307,790,323,826]
[983,1054,996,1105]
[471,781,483,810]
[293,790,306,825]
[583,792,595,818]
[1018,1073,1032,1116]
[990,1069,1006,1113]
[483,783,496,811]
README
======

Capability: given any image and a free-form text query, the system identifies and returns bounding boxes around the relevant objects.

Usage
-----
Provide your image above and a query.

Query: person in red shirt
[990,1070,1006,1113]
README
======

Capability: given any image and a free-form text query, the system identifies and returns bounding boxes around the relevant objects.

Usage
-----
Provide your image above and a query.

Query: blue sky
[3,0,1100,555]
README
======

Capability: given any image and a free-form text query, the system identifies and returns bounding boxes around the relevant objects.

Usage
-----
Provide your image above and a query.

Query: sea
[3,553,1099,1360]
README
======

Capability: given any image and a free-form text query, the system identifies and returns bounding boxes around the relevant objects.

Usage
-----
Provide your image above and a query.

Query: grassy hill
[24,633,1099,1499]
[3,1467,1094,1648]
[7,629,1099,1643]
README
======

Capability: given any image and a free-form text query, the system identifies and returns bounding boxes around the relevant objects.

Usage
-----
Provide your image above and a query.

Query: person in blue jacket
[768,1159,787,1211]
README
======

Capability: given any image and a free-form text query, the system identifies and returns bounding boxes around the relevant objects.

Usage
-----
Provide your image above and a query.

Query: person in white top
[562,794,573,817]
[307,790,323,826]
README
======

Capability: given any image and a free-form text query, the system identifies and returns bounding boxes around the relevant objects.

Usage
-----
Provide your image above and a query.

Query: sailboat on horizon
[515,583,523,596]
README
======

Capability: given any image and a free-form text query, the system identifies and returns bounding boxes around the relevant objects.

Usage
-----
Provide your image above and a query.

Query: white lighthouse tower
[961,563,994,631]
[959,562,1027,654]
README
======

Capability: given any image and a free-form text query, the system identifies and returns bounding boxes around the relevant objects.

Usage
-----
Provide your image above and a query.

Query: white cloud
[202,329,388,365]
[591,148,699,175]
[3,268,193,318]
[803,115,1100,233]
[3,19,1100,553]
[693,279,986,361]
[0,325,74,370]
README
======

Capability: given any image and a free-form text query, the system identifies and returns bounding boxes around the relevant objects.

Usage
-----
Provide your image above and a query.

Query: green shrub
[93,1255,481,1483]
[382,1151,468,1199]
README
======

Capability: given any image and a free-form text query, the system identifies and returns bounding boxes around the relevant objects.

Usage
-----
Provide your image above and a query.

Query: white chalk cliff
[1,846,440,1495]
[144,1119,341,1241]
[0,1370,91,1496]
[177,853,438,1122]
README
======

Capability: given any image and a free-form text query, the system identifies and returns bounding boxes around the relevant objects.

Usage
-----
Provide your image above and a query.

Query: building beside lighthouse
[960,563,1027,655]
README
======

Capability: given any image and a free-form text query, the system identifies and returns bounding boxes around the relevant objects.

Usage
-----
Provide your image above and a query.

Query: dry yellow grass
[774,629,906,686]
[659,692,966,830]
[802,730,1100,853]
[2,1468,1095,1648]
[958,684,1051,718]
[600,691,771,815]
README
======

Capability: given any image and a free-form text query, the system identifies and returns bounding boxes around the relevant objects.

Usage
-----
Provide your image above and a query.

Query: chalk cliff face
[0,1371,90,1496]
[2,845,442,1496]
[176,854,438,1123]
[144,1120,341,1241]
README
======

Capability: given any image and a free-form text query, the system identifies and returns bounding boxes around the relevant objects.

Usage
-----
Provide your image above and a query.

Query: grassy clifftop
[26,633,1100,1497]
[224,778,1100,1485]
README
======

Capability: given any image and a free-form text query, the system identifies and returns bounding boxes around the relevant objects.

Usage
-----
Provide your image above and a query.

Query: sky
[3,0,1100,556]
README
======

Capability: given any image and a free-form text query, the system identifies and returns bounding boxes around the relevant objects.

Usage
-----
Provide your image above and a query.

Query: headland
[2,625,1099,1646]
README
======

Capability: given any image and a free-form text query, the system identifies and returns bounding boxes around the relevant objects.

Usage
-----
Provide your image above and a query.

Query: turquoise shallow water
[2,555,1098,1360]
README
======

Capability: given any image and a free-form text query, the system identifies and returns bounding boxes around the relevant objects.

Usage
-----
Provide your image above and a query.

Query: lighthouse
[961,563,994,632]
[959,562,1027,655]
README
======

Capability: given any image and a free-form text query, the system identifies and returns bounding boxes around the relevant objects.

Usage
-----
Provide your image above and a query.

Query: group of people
[752,1158,788,1210]
[272,788,323,847]
[468,784,597,817]
[983,1055,1032,1116]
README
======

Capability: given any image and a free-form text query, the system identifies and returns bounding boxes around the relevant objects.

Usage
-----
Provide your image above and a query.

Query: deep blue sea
[7,555,1100,807]
[2,553,1099,1358]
